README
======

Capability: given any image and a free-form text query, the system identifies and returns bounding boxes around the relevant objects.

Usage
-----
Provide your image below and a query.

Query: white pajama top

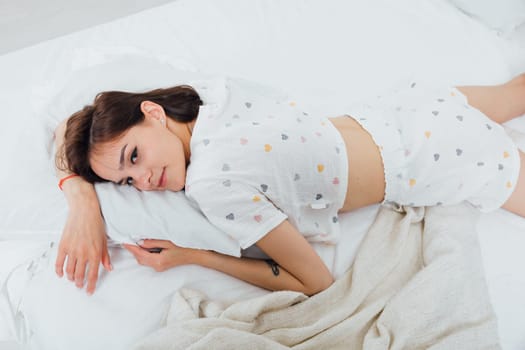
[185,78,348,250]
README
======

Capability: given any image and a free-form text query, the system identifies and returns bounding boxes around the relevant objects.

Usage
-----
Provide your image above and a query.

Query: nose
[133,168,152,190]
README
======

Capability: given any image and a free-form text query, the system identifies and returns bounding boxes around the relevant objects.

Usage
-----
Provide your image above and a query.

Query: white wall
[0,0,177,55]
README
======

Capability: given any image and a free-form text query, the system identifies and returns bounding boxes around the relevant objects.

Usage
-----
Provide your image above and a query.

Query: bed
[1,0,524,349]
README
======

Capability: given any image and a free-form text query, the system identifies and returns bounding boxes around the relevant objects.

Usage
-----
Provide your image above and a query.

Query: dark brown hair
[56,85,202,183]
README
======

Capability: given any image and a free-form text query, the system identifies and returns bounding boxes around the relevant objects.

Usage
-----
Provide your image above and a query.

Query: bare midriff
[329,116,386,212]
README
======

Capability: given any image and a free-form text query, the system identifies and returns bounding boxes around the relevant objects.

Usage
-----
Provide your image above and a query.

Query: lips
[157,168,166,188]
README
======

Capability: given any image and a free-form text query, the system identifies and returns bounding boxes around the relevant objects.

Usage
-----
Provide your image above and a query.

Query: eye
[130,147,138,164]
[125,177,133,186]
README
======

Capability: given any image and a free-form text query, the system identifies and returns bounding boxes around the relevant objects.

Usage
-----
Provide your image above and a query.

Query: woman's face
[89,103,188,192]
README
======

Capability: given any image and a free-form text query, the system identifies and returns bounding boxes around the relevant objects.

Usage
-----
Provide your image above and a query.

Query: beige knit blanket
[134,204,500,350]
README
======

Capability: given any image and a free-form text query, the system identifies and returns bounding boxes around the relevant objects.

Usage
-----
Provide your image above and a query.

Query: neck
[167,119,195,164]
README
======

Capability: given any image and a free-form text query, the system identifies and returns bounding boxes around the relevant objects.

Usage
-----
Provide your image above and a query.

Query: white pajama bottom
[348,82,521,212]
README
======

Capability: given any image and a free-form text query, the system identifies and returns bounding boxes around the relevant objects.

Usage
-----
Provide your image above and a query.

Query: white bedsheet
[0,0,524,349]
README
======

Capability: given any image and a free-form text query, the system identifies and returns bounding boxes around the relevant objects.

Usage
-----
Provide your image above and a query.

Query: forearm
[54,119,99,209]
[193,250,330,296]
[53,119,111,295]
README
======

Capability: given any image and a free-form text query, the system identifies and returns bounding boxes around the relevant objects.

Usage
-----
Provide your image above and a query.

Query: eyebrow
[119,144,128,171]
[116,144,128,185]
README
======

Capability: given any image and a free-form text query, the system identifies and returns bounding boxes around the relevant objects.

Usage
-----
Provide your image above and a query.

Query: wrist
[60,175,88,191]
[189,249,214,266]
[62,178,100,210]
[58,174,80,190]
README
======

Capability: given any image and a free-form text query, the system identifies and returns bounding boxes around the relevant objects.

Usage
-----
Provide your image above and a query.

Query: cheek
[144,129,185,167]
[166,140,187,190]
[163,134,185,161]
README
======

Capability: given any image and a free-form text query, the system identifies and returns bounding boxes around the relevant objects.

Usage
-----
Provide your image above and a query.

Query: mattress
[0,0,524,349]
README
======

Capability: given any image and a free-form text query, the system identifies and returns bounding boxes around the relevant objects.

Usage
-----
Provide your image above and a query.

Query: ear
[140,101,165,121]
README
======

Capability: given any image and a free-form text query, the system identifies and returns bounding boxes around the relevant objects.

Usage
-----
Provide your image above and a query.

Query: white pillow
[95,183,241,256]
[42,50,204,130]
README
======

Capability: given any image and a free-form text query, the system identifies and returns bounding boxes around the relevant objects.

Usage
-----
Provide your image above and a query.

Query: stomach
[329,115,386,212]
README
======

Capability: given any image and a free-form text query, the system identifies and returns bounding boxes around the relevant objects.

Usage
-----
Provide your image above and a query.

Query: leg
[502,151,525,217]
[456,73,525,124]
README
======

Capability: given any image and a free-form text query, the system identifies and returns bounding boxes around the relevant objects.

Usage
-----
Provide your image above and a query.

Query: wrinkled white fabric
[133,204,500,350]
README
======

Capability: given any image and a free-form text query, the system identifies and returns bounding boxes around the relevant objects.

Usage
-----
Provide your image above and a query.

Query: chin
[167,183,185,192]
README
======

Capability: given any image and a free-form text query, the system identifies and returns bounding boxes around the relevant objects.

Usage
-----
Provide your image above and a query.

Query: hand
[123,239,196,272]
[54,119,112,294]
[55,204,112,295]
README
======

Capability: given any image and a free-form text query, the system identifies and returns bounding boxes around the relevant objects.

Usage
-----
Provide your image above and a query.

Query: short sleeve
[186,180,288,249]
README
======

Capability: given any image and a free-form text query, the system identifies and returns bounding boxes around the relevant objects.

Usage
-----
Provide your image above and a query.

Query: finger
[139,239,174,249]
[136,239,157,248]
[123,244,155,266]
[123,244,146,258]
[136,240,167,254]
[55,249,67,277]
[86,259,100,295]
[102,248,113,272]
[123,243,139,252]
[65,256,77,281]
[74,259,87,288]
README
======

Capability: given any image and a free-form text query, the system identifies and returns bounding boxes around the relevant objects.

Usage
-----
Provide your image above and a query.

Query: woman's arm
[201,220,334,295]
[124,220,334,296]
[54,119,112,295]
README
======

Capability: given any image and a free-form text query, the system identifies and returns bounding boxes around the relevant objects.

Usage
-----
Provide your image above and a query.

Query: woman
[54,75,525,296]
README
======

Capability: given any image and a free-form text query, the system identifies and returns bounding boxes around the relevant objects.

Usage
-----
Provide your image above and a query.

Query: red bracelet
[58,174,80,190]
